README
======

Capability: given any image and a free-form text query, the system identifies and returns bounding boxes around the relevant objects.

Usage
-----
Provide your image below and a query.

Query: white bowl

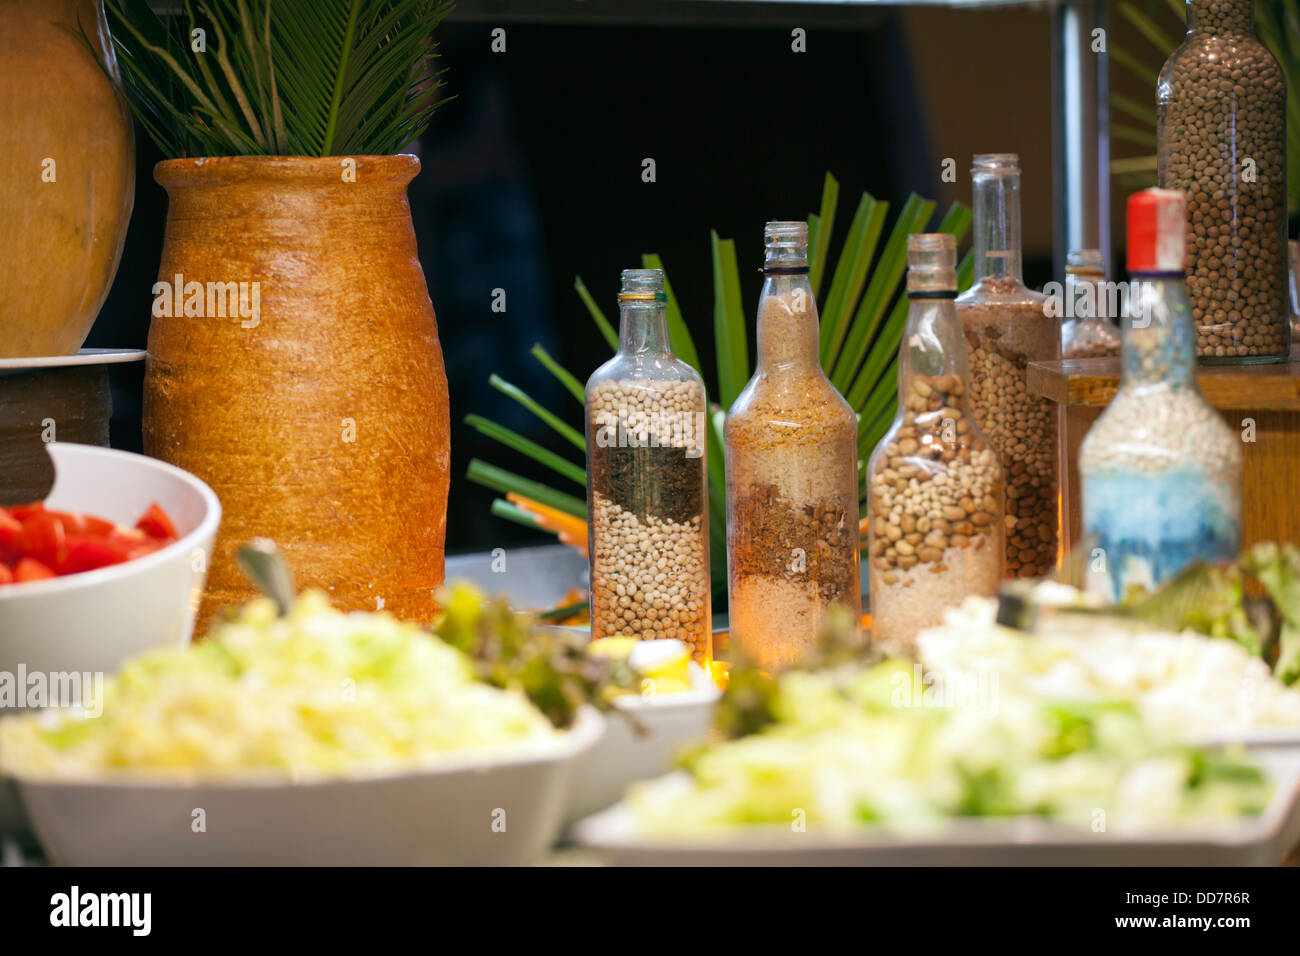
[566,664,720,823]
[0,443,220,682]
[12,708,603,866]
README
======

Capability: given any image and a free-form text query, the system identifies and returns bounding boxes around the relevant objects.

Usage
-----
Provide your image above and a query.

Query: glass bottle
[1080,188,1242,600]
[1157,0,1289,363]
[955,154,1060,580]
[1058,249,1121,359]
[1289,239,1299,350]
[585,269,711,664]
[725,221,861,672]
[867,234,1004,654]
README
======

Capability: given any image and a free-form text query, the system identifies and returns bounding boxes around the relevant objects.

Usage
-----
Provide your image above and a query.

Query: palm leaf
[711,232,749,409]
[641,253,702,375]
[103,0,451,157]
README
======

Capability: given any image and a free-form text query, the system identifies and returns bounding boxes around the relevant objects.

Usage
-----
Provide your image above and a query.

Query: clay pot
[144,156,450,626]
[0,366,112,505]
[0,0,135,357]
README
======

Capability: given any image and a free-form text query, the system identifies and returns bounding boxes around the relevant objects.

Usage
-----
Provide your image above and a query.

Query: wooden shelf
[1027,351,1300,556]
[1027,356,1300,411]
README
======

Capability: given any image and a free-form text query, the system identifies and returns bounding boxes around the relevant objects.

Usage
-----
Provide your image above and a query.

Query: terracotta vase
[0,0,135,357]
[144,155,450,626]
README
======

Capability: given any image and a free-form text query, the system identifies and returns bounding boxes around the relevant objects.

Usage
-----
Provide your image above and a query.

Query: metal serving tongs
[235,538,297,617]
[990,533,1173,640]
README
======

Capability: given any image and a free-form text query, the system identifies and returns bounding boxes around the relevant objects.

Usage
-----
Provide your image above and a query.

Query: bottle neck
[618,302,670,355]
[1187,0,1252,34]
[756,275,819,370]
[972,172,1024,284]
[899,294,970,393]
[1121,275,1196,389]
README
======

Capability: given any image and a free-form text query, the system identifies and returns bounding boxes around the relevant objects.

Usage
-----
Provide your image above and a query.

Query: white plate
[0,349,145,370]
[12,708,604,866]
[1192,727,1300,750]
[575,750,1300,867]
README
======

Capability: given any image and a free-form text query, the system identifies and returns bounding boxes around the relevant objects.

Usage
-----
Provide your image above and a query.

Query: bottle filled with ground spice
[955,154,1060,580]
[1157,0,1289,363]
[867,234,1004,655]
[1058,249,1121,360]
[1080,189,1242,600]
[725,221,861,672]
[585,269,711,663]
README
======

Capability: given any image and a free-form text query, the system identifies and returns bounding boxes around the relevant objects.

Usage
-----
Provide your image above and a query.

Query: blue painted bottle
[1079,188,1242,600]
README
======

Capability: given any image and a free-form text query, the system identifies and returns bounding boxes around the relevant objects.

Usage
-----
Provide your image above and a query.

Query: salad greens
[1113,543,1300,685]
[0,590,560,781]
[433,581,635,729]
[634,658,1272,836]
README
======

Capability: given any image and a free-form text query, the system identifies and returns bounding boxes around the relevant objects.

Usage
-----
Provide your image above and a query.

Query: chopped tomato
[13,557,55,582]
[135,502,178,540]
[50,510,117,536]
[0,500,179,584]
[0,511,20,561]
[61,534,131,574]
[17,513,66,568]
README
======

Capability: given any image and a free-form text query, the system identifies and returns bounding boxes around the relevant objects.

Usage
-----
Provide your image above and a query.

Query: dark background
[89,7,1061,554]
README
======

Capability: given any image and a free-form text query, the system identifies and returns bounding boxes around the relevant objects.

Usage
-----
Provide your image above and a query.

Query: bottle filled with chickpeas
[955,154,1061,580]
[585,269,712,664]
[867,234,1004,655]
[1157,0,1289,363]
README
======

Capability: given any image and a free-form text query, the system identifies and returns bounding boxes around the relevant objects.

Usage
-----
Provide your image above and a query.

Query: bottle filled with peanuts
[725,221,861,673]
[955,154,1060,580]
[585,269,711,664]
[867,234,1004,654]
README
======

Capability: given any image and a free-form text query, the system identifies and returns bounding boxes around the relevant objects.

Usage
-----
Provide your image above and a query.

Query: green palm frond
[102,0,451,158]
[465,173,971,598]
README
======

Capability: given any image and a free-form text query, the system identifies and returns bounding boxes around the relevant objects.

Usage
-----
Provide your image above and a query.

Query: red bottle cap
[1127,188,1186,274]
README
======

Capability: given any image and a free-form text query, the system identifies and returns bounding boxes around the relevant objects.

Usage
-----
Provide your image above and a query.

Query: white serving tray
[575,750,1300,867]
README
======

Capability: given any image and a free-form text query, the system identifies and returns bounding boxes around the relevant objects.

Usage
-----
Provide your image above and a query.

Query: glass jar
[725,221,861,672]
[955,154,1060,580]
[1059,249,1121,359]
[1157,0,1289,363]
[1080,189,1242,600]
[585,269,711,664]
[867,234,1004,655]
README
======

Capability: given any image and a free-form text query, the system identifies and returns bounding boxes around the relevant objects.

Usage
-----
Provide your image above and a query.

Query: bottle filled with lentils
[1157,0,1289,363]
[585,269,711,663]
[725,221,861,672]
[955,154,1060,580]
[1080,189,1242,600]
[867,235,1004,655]
[1059,249,1121,360]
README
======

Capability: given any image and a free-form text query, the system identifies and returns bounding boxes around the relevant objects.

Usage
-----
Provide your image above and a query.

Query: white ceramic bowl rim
[6,706,605,792]
[0,443,222,599]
